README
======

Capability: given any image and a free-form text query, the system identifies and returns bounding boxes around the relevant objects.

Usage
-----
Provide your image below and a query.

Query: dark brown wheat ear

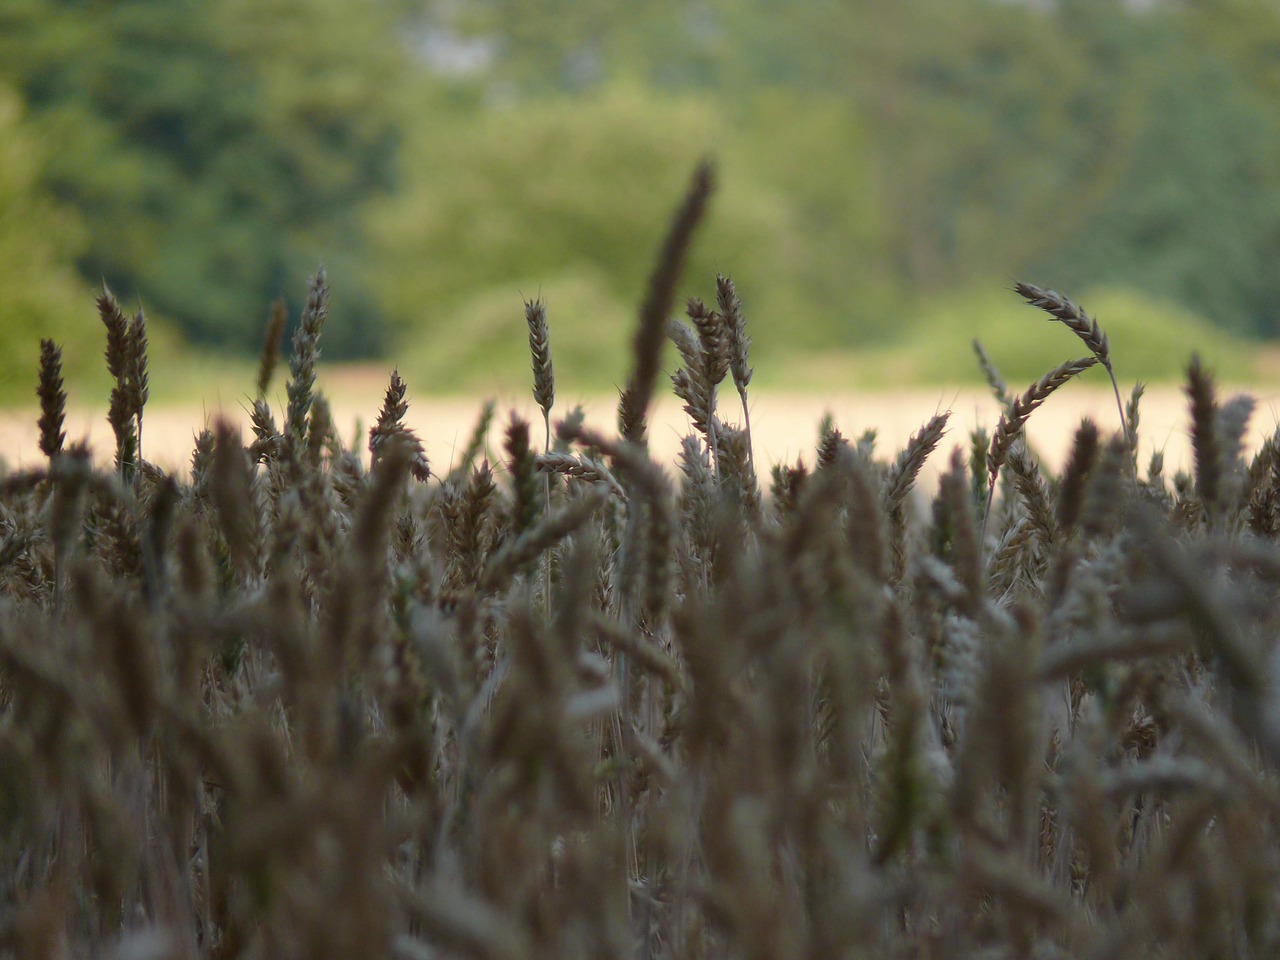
[284,267,329,455]
[716,274,754,473]
[36,339,67,462]
[98,285,140,479]
[257,298,288,399]
[525,297,554,445]
[1015,282,1129,444]
[524,296,556,610]
[883,412,950,511]
[369,369,429,482]
[1187,352,1222,525]
[989,357,1098,489]
[985,356,1098,534]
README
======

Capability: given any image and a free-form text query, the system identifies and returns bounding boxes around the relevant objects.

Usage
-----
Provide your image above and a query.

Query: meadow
[3,163,1280,959]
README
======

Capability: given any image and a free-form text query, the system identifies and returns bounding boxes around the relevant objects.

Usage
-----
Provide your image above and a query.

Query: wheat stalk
[973,339,1013,409]
[618,161,715,446]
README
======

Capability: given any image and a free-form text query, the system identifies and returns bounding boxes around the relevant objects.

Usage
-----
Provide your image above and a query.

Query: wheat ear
[257,298,288,399]
[986,356,1098,533]
[883,413,950,511]
[98,285,139,479]
[36,339,67,461]
[618,161,714,445]
[369,370,430,481]
[526,297,554,448]
[128,308,149,464]
[973,339,1013,409]
[1015,282,1128,443]
[284,268,329,457]
[1187,353,1221,525]
[525,297,559,615]
[717,274,754,473]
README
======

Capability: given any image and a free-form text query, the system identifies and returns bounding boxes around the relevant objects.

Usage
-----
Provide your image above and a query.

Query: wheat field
[0,382,1260,482]
[5,163,1280,959]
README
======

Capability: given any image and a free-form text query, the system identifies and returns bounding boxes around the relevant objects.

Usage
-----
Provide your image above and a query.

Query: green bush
[0,0,404,357]
[0,86,94,403]
[861,283,1253,389]
[369,84,891,390]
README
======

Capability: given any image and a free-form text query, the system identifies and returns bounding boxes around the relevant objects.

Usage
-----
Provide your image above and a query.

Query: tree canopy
[0,0,409,357]
[2,0,1279,392]
[0,84,91,400]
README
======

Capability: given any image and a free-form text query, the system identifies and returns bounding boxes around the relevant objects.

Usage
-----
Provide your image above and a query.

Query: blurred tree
[367,83,889,390]
[1185,0,1280,99]
[0,0,410,356]
[0,85,92,401]
[1031,4,1280,335]
[423,0,1280,338]
[4,0,1280,386]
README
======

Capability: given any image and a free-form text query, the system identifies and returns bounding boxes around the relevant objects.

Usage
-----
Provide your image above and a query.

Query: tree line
[1,0,1278,390]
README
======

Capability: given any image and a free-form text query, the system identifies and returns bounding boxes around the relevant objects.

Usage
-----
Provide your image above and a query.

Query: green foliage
[857,284,1252,389]
[371,84,888,390]
[0,82,236,409]
[0,0,406,357]
[5,0,1280,379]
[397,270,628,394]
[425,0,1280,340]
[1031,11,1280,336]
[0,86,91,403]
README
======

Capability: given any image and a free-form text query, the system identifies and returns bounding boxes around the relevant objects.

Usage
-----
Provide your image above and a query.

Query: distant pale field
[2,365,1277,482]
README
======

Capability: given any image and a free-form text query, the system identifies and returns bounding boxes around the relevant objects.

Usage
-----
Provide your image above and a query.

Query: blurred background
[1,0,1278,407]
